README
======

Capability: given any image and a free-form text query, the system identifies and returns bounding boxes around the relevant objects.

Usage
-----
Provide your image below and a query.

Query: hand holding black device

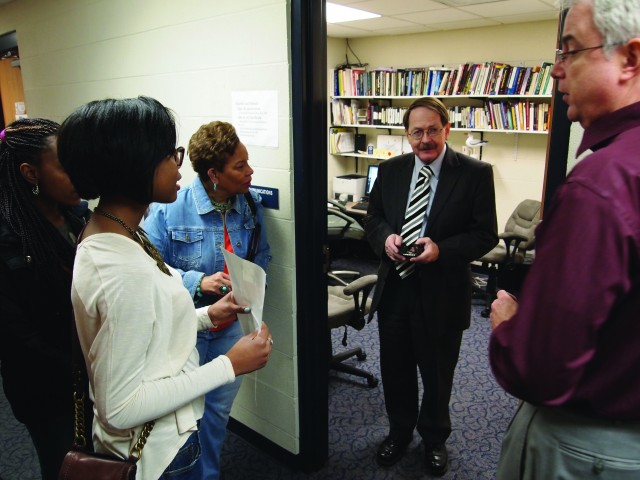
[399,243,424,258]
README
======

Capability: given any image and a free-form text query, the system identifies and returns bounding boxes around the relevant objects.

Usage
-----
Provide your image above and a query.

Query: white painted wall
[0,0,300,453]
[327,20,560,228]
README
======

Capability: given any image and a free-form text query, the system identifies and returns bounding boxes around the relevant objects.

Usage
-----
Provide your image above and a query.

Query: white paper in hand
[221,249,266,334]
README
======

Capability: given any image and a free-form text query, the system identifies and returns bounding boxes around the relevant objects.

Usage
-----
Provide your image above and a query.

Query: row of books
[449,101,550,132]
[331,97,549,132]
[331,98,406,126]
[333,62,554,97]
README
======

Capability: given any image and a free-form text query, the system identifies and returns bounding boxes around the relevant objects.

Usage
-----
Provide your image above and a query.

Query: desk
[345,201,367,217]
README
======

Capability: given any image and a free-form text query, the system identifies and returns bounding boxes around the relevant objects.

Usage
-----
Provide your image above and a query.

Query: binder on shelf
[330,128,355,154]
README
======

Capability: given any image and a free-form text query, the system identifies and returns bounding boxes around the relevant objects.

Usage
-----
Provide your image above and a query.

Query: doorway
[0,31,25,129]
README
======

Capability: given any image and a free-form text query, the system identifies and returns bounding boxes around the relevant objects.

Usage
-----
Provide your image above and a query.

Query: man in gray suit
[364,97,497,476]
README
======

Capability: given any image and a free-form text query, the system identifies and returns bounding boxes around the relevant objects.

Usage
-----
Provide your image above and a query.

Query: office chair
[477,199,541,317]
[328,273,379,388]
[327,199,366,279]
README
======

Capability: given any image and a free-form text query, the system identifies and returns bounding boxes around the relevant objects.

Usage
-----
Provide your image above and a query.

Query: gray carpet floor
[0,259,517,480]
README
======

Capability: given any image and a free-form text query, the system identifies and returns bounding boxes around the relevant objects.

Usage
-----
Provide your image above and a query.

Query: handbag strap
[71,311,155,460]
[244,191,261,262]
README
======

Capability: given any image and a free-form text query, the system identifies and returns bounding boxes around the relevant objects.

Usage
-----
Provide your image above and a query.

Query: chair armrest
[328,208,357,225]
[343,274,377,327]
[343,274,378,296]
[498,232,529,243]
[327,198,347,212]
[328,208,357,237]
[499,233,534,264]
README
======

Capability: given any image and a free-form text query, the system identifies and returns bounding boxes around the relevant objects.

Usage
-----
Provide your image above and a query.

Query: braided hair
[0,118,76,280]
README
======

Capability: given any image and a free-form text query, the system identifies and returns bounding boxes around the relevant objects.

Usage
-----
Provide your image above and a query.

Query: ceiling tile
[343,0,447,15]
[395,8,481,24]
[338,15,423,30]
[460,0,557,17]
[493,11,559,24]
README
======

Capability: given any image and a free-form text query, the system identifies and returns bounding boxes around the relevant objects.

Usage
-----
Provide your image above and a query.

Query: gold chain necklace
[94,208,171,276]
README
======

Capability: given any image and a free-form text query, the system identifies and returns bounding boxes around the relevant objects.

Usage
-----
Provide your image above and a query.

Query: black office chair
[327,273,379,388]
[477,199,541,317]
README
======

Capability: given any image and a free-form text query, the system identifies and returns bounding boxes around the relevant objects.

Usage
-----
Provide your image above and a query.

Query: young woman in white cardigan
[57,96,272,480]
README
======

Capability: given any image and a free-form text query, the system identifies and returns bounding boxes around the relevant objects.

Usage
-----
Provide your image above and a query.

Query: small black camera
[399,243,424,258]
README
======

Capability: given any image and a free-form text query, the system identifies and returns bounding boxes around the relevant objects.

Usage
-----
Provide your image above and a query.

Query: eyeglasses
[555,43,620,63]
[408,128,443,141]
[174,147,185,167]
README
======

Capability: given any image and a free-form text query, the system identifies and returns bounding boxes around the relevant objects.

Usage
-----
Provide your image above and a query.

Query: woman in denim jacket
[145,121,270,480]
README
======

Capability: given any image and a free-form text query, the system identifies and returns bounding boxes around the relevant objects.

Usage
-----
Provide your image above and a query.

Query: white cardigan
[72,233,235,480]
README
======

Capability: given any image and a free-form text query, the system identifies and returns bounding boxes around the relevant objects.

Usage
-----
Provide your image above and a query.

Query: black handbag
[58,315,154,480]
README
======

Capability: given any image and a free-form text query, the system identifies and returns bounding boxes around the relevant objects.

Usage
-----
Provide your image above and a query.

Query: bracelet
[195,274,205,298]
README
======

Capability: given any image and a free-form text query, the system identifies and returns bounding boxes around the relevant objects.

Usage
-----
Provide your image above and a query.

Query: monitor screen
[365,164,379,197]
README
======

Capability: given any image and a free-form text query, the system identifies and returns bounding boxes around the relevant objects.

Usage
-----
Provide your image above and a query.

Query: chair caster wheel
[367,377,379,388]
[356,351,367,361]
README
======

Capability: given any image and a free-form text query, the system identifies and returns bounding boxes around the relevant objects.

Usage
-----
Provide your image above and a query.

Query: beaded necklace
[94,208,171,276]
[211,197,233,213]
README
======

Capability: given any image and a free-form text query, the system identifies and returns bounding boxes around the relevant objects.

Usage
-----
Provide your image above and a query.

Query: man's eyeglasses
[408,128,443,141]
[555,43,620,64]
[174,147,185,167]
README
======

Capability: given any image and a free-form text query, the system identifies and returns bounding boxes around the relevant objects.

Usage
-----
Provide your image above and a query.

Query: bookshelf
[329,62,554,161]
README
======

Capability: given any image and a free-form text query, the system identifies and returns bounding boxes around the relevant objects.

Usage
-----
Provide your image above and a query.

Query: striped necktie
[396,165,433,279]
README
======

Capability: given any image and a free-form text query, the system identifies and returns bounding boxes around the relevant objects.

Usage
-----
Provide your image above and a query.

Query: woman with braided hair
[0,118,90,480]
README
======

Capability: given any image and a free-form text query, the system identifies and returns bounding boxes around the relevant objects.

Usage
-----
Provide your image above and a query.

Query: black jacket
[364,149,498,335]
[0,202,90,424]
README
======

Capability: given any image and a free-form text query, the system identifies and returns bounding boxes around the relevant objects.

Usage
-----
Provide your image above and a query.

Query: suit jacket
[364,147,497,334]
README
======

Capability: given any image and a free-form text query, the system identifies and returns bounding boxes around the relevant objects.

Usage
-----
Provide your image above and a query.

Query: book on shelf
[506,66,521,95]
[329,128,355,154]
[425,67,452,96]
[450,64,464,96]
[498,65,512,95]
[332,61,554,100]
[516,67,529,94]
[532,62,552,95]
[540,62,554,95]
[489,63,506,95]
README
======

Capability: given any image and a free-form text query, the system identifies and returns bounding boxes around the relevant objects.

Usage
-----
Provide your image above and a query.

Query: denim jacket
[145,176,271,308]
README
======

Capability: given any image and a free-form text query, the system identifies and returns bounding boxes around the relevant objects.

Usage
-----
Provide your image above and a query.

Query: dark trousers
[377,269,463,445]
[25,411,75,480]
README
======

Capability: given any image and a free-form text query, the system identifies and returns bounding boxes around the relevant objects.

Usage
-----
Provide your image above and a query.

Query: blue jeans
[160,431,201,479]
[193,322,243,480]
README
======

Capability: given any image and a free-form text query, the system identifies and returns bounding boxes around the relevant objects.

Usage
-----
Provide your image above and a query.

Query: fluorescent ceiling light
[434,0,503,6]
[326,2,381,23]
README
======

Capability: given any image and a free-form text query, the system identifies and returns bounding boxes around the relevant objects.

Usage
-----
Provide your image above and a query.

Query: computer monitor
[364,164,379,198]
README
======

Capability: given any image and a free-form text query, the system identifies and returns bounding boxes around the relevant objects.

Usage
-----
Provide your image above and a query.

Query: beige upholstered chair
[327,274,378,388]
[478,199,541,317]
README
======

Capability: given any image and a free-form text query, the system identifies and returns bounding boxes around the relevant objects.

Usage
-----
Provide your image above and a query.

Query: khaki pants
[497,402,640,479]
